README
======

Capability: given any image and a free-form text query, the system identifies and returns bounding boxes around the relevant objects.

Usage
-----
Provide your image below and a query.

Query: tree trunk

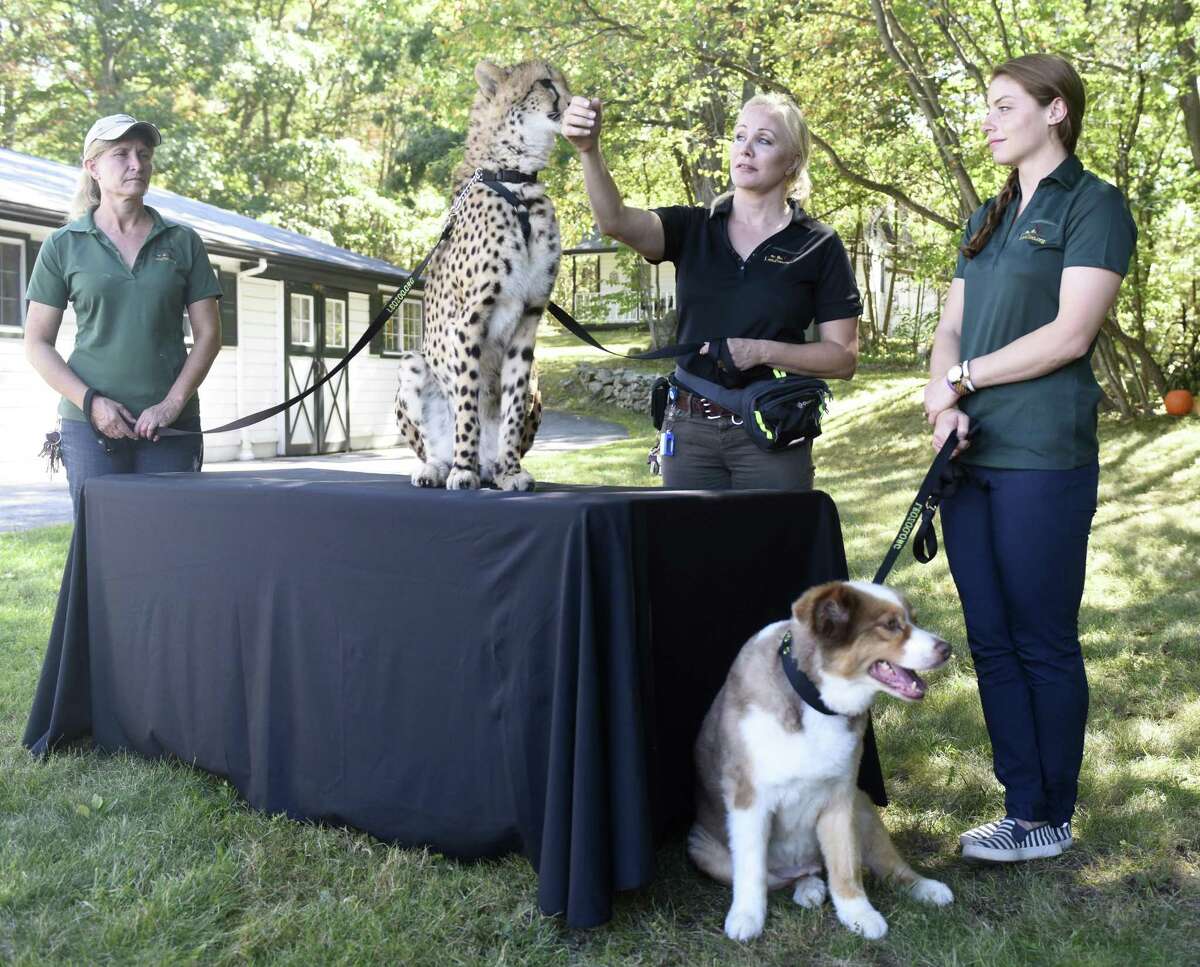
[1173,0,1200,171]
[1094,329,1135,418]
[868,0,980,217]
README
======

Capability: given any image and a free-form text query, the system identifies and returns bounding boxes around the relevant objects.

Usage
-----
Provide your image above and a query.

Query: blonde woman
[563,92,861,490]
[24,115,222,516]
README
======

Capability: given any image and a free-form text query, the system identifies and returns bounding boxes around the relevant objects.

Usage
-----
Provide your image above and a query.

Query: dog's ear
[475,60,507,99]
[794,582,855,644]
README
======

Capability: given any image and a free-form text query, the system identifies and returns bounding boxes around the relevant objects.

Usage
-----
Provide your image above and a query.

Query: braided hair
[961,54,1085,260]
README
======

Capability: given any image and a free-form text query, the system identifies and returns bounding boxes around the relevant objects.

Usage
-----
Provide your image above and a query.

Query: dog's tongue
[869,660,927,699]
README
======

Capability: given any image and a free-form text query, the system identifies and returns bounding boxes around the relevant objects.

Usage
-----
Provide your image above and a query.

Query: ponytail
[960,169,1020,260]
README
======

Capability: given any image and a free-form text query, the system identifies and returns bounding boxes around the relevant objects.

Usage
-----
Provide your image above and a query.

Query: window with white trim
[0,238,25,330]
[325,297,347,349]
[383,297,422,353]
[290,293,314,346]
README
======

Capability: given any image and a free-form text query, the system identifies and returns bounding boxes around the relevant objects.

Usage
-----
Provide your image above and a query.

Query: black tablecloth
[24,469,876,927]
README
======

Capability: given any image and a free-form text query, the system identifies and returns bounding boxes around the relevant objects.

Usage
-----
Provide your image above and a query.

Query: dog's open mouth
[869,660,927,700]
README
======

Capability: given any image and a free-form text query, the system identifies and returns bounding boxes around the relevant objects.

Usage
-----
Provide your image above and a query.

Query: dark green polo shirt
[954,155,1136,469]
[651,198,862,388]
[26,206,222,424]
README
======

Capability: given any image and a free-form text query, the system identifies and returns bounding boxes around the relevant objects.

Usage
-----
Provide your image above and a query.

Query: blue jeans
[59,415,204,518]
[941,461,1098,825]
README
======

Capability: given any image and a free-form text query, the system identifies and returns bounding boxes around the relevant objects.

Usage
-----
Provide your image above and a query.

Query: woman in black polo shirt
[923,55,1136,862]
[562,92,861,490]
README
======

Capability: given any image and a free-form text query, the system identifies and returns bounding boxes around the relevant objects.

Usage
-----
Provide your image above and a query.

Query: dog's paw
[412,462,447,488]
[445,467,481,491]
[494,466,535,492]
[910,877,954,906]
[791,875,827,909]
[723,904,765,942]
[833,896,888,940]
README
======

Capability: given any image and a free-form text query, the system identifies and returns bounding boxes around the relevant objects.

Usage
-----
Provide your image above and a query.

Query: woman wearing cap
[561,92,861,491]
[922,55,1136,861]
[24,115,222,516]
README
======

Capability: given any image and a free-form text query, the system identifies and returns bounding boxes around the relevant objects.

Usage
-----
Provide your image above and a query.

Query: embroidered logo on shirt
[765,252,801,265]
[153,250,176,263]
[1018,228,1048,245]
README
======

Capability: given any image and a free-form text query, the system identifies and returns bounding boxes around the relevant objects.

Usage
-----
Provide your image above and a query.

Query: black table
[24,469,859,927]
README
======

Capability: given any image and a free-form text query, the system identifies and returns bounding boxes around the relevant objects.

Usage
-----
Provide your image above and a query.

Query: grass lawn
[2,330,1198,965]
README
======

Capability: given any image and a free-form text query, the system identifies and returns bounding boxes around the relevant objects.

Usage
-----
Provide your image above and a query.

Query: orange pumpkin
[1164,389,1194,417]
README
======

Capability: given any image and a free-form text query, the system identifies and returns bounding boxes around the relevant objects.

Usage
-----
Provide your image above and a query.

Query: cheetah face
[472,60,571,170]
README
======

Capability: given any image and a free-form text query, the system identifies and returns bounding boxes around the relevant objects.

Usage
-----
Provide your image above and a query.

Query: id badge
[660,430,675,457]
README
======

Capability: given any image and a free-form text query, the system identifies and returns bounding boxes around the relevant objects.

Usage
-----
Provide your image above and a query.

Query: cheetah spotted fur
[394,59,569,491]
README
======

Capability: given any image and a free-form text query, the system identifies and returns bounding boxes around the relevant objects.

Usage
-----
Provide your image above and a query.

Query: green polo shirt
[953,155,1136,469]
[26,206,222,424]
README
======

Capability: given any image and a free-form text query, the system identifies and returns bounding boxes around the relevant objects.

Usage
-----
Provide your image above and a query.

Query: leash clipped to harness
[148,169,488,439]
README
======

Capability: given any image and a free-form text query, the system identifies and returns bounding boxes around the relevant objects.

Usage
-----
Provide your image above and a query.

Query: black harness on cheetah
[476,169,537,246]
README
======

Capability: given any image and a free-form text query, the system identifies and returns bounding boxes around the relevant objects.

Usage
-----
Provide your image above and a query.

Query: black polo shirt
[650,197,862,387]
[954,155,1136,470]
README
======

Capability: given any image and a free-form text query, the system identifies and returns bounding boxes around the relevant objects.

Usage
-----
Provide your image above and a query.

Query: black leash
[140,169,488,439]
[871,429,967,584]
[147,167,690,440]
[545,302,706,362]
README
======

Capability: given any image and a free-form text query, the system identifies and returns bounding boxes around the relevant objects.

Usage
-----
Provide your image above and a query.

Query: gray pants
[660,403,814,491]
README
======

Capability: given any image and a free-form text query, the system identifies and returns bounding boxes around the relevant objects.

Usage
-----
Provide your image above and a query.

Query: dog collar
[778,630,838,716]
[478,168,538,184]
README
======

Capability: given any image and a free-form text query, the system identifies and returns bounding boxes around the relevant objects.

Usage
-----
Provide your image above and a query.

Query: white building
[0,146,422,477]
[562,233,676,329]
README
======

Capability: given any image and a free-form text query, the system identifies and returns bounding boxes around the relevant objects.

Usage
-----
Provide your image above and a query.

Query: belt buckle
[701,398,723,420]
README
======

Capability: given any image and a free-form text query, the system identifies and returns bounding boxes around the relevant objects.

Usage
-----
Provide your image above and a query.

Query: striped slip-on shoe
[958,818,1005,848]
[961,819,1072,862]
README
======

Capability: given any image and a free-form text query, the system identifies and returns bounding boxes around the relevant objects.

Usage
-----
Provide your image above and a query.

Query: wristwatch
[947,359,976,396]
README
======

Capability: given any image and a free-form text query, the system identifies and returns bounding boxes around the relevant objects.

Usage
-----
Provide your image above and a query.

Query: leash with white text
[871,426,975,585]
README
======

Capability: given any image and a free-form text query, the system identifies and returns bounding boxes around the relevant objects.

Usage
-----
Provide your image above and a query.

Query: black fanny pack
[673,365,831,452]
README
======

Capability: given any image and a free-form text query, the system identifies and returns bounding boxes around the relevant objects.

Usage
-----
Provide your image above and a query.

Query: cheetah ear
[475,60,506,100]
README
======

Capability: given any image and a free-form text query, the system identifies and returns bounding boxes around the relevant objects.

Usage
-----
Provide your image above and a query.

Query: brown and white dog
[689,580,954,941]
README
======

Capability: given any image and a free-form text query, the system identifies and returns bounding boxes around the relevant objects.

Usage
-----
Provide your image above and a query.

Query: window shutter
[219,270,238,346]
[369,291,384,354]
[25,240,41,283]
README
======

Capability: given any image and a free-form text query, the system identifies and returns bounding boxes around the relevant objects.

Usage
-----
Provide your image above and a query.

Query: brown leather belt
[674,388,739,420]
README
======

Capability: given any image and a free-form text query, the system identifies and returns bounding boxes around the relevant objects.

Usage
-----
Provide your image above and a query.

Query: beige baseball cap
[83,114,162,156]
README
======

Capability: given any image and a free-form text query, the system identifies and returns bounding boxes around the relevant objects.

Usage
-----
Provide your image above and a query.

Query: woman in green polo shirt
[922,55,1136,862]
[24,115,222,516]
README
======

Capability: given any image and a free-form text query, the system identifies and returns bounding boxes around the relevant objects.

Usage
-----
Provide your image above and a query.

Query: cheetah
[395,59,569,491]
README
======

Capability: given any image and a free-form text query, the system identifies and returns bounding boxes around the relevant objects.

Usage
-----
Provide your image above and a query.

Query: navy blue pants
[60,415,204,519]
[941,461,1098,825]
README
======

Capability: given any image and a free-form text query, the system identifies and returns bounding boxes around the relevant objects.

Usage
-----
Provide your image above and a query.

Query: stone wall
[573,364,664,412]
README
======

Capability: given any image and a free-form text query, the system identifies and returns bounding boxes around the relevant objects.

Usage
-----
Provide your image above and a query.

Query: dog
[689,580,954,941]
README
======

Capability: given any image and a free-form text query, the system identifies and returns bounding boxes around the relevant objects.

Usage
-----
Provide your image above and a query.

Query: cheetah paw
[494,468,535,492]
[412,462,448,488]
[446,467,482,491]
